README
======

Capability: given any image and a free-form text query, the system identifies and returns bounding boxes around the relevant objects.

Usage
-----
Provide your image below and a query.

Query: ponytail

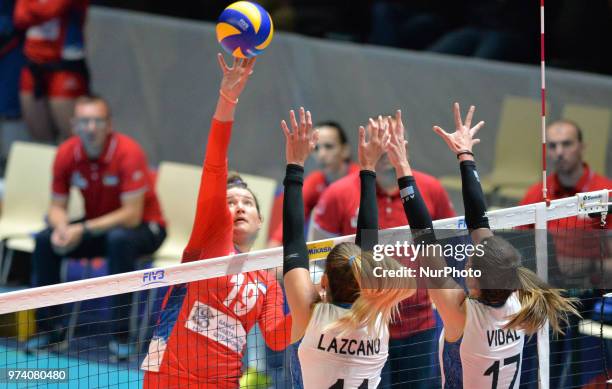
[506,267,580,335]
[326,248,415,336]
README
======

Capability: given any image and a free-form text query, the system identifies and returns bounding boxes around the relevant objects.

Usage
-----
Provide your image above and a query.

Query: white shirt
[298,303,389,389]
[440,293,525,389]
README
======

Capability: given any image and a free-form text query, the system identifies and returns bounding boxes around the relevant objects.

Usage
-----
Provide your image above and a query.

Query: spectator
[429,0,538,63]
[520,119,611,388]
[1,0,24,118]
[14,0,89,142]
[310,125,456,388]
[26,95,166,359]
[0,0,25,170]
[267,121,358,247]
[521,120,611,237]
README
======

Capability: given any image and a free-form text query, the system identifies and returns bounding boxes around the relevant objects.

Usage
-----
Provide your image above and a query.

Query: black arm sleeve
[398,176,436,245]
[355,170,378,251]
[282,164,309,275]
[459,160,490,230]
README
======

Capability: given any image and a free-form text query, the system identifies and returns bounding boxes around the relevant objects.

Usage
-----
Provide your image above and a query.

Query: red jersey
[269,163,360,243]
[14,0,87,63]
[142,120,291,388]
[520,164,611,258]
[312,171,455,338]
[52,132,165,226]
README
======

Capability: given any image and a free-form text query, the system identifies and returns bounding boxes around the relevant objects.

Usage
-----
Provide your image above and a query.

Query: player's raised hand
[385,110,412,176]
[217,53,256,102]
[433,103,484,157]
[281,107,318,167]
[359,115,390,171]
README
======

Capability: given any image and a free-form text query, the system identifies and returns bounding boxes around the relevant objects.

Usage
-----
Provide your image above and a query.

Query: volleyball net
[0,189,610,388]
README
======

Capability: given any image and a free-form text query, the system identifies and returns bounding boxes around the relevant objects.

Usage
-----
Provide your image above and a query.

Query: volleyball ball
[216,1,274,58]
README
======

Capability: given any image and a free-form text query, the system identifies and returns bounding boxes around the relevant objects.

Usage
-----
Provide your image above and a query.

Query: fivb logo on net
[142,269,167,286]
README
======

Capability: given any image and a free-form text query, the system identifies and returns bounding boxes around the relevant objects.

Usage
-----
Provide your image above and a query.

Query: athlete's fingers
[377,116,386,143]
[395,109,403,130]
[306,110,313,133]
[368,118,377,142]
[473,138,481,146]
[381,128,391,149]
[290,110,298,133]
[217,53,229,73]
[470,121,485,137]
[453,102,463,130]
[359,126,366,148]
[465,105,475,129]
[299,107,306,138]
[432,125,450,137]
[281,120,292,140]
[311,128,319,149]
[433,126,457,151]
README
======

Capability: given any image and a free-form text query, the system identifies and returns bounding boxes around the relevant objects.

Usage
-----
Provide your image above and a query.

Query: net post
[535,202,548,283]
[535,199,550,389]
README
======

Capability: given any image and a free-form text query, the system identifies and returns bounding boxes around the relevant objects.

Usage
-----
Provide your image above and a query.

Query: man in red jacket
[27,95,166,358]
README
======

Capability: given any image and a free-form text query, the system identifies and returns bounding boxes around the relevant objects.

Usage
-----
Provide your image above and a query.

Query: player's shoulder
[57,136,80,155]
[114,133,146,156]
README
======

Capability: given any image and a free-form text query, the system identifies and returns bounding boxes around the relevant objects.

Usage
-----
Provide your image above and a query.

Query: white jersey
[439,293,525,389]
[298,303,389,389]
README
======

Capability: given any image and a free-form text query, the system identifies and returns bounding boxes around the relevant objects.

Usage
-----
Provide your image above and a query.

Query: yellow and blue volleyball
[216,1,274,58]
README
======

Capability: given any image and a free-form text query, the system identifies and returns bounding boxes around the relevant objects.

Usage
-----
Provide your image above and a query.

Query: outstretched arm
[182,56,256,262]
[386,109,466,340]
[433,103,491,244]
[355,116,390,250]
[281,108,320,342]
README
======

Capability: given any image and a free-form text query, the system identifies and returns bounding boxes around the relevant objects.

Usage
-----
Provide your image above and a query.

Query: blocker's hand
[281,107,318,167]
[217,53,256,102]
[385,110,410,171]
[433,103,485,156]
[359,115,390,171]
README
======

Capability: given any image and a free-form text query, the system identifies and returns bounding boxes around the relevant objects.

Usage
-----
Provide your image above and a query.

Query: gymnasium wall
[87,7,612,181]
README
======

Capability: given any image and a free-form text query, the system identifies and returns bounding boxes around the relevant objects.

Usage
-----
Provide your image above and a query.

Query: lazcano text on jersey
[316,334,382,356]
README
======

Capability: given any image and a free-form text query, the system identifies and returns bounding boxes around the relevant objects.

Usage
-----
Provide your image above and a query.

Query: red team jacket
[142,120,291,388]
[14,0,88,63]
[269,163,360,243]
[520,163,611,260]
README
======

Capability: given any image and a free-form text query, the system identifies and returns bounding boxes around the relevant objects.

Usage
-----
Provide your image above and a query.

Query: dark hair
[315,121,348,145]
[548,119,583,143]
[227,171,261,216]
[472,236,579,334]
[75,94,112,117]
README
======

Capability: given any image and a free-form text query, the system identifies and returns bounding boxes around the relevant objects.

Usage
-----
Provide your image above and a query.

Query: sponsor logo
[457,218,467,229]
[185,301,247,353]
[307,240,334,260]
[71,172,88,189]
[142,270,167,286]
[103,174,119,186]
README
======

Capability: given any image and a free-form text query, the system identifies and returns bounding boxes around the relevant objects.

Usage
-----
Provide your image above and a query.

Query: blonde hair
[324,242,415,336]
[473,236,580,335]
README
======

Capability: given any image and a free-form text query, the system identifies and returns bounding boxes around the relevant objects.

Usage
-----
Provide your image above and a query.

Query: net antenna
[540,0,549,206]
